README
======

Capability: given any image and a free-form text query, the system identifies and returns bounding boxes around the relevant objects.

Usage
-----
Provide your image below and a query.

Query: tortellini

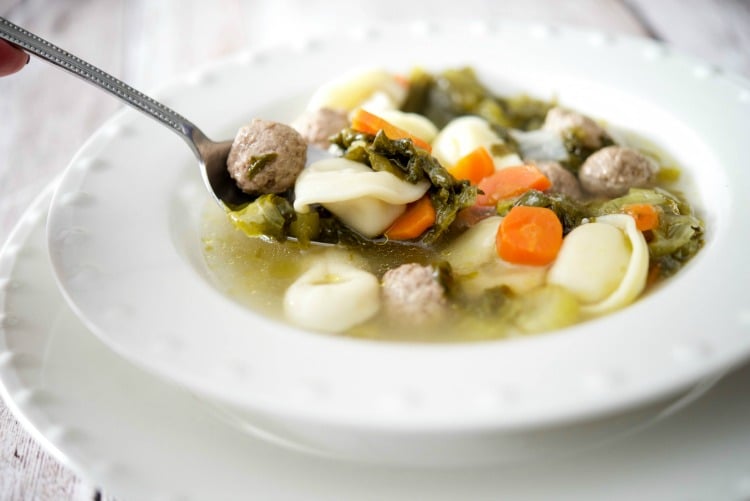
[462,259,549,296]
[442,212,649,312]
[294,157,430,237]
[442,216,547,295]
[376,110,439,144]
[442,216,502,274]
[547,214,649,316]
[306,68,406,113]
[431,116,522,170]
[284,258,380,333]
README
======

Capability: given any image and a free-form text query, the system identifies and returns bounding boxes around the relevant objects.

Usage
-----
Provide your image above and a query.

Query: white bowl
[47,21,750,465]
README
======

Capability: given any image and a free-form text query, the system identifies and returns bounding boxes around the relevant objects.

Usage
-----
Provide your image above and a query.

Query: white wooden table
[1,0,749,499]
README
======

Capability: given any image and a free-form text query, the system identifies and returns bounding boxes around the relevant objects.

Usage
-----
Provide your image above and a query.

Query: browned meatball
[226,119,307,194]
[579,146,656,198]
[543,107,608,149]
[292,108,349,149]
[533,161,583,200]
[381,263,447,326]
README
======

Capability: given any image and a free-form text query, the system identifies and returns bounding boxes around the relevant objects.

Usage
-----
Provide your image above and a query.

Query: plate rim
[2,180,750,501]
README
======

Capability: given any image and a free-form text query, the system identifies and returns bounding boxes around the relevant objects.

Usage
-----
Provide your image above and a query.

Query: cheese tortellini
[284,256,380,333]
[294,157,430,237]
[432,116,522,170]
[442,216,548,295]
[547,214,649,316]
[306,68,407,113]
[444,213,649,313]
[442,216,503,274]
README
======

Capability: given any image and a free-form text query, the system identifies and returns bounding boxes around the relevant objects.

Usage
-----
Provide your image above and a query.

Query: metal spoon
[1,16,268,208]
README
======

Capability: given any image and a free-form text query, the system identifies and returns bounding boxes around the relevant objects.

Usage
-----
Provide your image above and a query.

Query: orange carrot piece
[447,146,495,185]
[496,206,563,266]
[351,108,432,152]
[476,165,551,206]
[385,195,436,240]
[623,203,660,232]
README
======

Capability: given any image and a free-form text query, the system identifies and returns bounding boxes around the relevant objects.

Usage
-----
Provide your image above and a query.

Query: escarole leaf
[400,67,554,131]
[332,128,477,244]
[228,194,323,245]
[227,194,295,241]
[591,187,677,215]
[591,188,704,277]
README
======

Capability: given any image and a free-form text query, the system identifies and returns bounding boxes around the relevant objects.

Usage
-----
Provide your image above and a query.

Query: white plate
[4,185,750,499]
[45,21,750,458]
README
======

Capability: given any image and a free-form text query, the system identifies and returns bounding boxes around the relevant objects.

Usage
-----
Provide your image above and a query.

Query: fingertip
[0,39,28,76]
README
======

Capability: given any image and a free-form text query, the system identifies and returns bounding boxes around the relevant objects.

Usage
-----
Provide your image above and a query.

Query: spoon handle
[0,17,206,154]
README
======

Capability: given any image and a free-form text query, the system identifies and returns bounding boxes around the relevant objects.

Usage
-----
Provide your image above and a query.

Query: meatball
[381,263,447,326]
[533,161,583,200]
[292,108,349,149]
[579,146,656,198]
[226,119,307,194]
[543,107,608,149]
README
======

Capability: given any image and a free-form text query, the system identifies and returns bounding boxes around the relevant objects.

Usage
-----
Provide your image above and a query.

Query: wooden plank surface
[1,0,748,499]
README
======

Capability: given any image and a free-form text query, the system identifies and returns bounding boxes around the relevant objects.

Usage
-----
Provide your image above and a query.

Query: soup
[201,67,703,342]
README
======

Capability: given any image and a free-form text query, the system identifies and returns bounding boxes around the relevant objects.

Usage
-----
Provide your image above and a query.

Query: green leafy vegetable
[288,211,321,245]
[245,153,278,180]
[227,194,295,242]
[591,188,704,277]
[401,67,554,131]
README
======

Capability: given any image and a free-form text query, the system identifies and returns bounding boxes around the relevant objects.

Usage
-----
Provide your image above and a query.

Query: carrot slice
[496,206,563,266]
[351,108,432,152]
[447,146,495,185]
[385,195,436,240]
[623,203,659,232]
[476,165,551,206]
